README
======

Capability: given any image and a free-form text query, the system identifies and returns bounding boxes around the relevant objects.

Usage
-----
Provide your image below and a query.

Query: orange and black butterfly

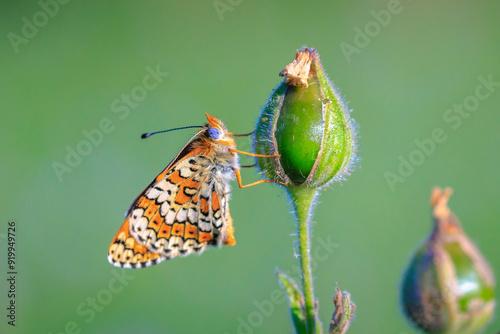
[108,114,280,268]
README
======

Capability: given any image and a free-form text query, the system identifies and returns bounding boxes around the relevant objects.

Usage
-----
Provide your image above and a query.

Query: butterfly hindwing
[125,153,235,261]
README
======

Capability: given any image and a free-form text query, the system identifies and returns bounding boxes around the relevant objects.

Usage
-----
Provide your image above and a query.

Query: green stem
[288,185,319,334]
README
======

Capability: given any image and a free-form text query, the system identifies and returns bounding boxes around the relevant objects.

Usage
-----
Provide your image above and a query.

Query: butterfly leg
[234,169,286,188]
[229,148,286,187]
[228,148,280,158]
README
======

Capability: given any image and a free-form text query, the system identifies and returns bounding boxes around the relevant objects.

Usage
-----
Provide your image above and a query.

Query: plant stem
[288,185,319,334]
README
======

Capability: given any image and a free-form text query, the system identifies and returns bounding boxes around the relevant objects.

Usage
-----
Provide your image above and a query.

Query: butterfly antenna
[141,125,204,139]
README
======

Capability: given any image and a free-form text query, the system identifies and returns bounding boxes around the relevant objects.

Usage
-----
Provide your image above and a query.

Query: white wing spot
[177,208,187,222]
[199,219,211,231]
[188,208,198,223]
[134,217,149,232]
[160,202,170,216]
[165,210,176,225]
[130,209,144,224]
[179,167,193,179]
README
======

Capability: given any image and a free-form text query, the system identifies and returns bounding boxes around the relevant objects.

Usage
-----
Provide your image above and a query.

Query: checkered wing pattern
[108,152,235,268]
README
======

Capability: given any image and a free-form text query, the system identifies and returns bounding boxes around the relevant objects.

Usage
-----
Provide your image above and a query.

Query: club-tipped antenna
[141,125,204,139]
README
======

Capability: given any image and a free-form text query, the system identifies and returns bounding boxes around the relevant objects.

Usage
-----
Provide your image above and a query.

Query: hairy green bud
[254,47,357,187]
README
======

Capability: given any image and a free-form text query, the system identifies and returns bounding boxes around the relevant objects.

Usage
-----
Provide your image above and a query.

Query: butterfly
[108,113,281,268]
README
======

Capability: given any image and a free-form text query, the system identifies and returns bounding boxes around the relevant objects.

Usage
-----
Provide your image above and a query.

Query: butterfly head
[204,113,236,147]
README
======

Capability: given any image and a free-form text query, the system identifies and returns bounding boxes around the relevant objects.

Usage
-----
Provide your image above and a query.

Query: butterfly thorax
[212,146,239,172]
[194,133,239,178]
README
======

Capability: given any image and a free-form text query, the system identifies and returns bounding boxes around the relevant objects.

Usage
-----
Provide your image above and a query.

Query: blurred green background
[1,1,499,333]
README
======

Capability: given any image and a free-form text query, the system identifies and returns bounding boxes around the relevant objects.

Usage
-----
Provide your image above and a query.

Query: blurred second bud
[401,188,495,334]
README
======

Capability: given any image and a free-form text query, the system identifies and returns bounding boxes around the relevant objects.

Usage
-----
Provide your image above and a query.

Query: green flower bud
[401,188,496,334]
[254,47,357,187]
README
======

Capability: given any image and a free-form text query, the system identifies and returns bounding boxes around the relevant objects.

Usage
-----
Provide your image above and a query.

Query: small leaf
[329,288,356,334]
[277,270,308,334]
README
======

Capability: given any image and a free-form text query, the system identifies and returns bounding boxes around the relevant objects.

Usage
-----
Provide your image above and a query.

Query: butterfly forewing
[107,114,247,269]
[108,149,236,268]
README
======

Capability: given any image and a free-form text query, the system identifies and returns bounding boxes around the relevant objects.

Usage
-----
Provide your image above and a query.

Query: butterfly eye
[207,127,221,139]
